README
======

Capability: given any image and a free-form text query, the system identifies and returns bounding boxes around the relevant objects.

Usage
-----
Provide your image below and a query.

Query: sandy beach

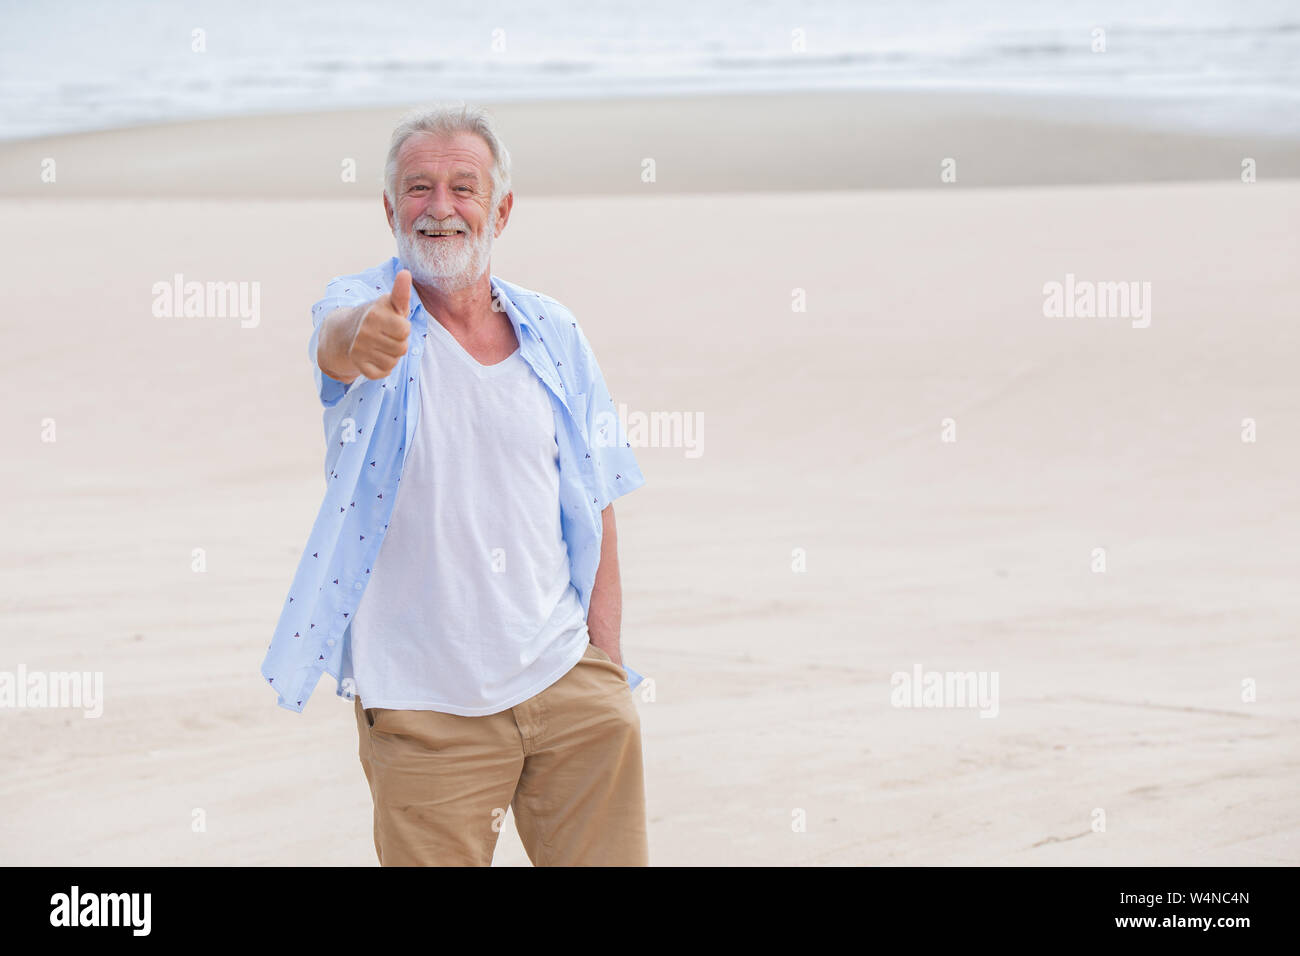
[1,90,1298,865]
[4,89,1300,199]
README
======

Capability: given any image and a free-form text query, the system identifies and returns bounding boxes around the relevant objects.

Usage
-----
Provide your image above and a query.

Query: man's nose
[426,183,457,220]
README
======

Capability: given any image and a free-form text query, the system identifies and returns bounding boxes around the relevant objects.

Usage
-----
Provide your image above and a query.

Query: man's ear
[383,193,396,234]
[493,191,514,238]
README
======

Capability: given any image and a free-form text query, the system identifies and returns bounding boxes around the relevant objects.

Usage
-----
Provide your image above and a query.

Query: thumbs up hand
[347,269,412,380]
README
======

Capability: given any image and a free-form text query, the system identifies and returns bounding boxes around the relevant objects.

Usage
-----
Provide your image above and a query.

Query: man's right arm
[316,303,370,387]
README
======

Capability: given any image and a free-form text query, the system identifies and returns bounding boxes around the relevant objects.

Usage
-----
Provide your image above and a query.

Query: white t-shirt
[348,311,590,715]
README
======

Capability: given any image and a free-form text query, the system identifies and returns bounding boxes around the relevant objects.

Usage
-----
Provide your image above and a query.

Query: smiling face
[385,129,510,292]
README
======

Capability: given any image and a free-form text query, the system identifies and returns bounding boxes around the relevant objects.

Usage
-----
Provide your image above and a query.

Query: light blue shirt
[261,256,646,713]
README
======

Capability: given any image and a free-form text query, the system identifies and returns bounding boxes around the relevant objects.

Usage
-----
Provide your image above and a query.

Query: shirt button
[411,346,422,356]
[353,582,362,590]
[327,639,336,647]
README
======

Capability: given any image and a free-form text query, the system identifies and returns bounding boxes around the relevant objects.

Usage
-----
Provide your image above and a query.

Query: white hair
[384,103,512,207]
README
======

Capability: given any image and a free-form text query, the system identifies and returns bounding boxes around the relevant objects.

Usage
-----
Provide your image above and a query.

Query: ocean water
[1,0,1297,140]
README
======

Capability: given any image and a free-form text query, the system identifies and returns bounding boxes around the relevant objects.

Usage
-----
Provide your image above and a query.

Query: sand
[1,90,1298,865]
[4,89,1300,199]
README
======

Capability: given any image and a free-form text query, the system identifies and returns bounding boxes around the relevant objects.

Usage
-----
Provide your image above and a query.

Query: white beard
[395,207,496,292]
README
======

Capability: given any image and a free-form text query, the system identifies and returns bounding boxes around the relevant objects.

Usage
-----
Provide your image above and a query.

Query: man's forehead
[397,131,492,177]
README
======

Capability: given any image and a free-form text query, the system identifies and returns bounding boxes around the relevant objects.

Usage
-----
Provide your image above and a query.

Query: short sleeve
[575,324,646,511]
[308,278,375,408]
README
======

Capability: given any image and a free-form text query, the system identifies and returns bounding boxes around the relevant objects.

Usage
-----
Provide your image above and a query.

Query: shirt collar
[489,274,535,338]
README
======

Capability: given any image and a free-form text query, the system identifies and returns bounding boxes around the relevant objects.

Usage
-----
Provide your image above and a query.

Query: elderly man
[261,104,648,867]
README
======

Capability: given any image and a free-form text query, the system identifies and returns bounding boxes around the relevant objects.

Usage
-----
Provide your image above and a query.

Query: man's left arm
[587,504,623,665]
[572,318,645,671]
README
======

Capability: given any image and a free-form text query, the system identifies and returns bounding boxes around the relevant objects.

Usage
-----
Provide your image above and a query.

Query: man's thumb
[390,269,412,316]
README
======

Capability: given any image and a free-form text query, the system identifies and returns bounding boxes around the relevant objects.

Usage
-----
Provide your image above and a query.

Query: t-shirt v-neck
[425,312,520,375]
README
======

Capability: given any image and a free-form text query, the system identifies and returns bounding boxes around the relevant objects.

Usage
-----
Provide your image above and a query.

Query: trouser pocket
[355,695,377,729]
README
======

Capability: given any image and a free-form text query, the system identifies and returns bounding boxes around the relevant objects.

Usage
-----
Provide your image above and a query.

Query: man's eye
[455,186,470,192]
[411,185,428,192]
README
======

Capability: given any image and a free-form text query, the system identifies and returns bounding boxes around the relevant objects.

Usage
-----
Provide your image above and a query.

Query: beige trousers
[354,640,648,866]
